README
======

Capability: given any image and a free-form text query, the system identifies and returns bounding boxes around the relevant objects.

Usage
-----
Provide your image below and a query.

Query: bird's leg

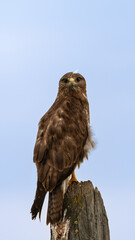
[68,171,78,186]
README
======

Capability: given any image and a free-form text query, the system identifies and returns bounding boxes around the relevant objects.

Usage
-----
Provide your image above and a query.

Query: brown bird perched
[31,72,95,225]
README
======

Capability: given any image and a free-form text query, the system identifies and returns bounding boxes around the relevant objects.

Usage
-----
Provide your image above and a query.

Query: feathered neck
[57,87,87,102]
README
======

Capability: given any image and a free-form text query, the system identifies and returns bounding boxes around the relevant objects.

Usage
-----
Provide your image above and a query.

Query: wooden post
[50,181,110,240]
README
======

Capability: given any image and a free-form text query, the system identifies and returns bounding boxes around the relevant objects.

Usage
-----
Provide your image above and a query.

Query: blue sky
[0,0,135,239]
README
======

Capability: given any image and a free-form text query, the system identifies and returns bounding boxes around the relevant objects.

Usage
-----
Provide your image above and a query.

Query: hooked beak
[69,78,76,87]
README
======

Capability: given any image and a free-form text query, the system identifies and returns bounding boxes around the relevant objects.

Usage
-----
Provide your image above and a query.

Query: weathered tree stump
[51,181,110,240]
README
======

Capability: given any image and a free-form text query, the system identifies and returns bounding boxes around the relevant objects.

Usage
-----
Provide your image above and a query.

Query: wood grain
[51,181,110,240]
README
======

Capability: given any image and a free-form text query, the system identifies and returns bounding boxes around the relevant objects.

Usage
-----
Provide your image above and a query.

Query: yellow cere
[68,77,77,85]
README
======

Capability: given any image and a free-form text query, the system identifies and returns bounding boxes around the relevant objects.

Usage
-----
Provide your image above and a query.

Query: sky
[0,0,135,239]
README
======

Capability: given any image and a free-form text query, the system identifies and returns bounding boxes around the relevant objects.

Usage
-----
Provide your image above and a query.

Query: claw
[68,171,79,186]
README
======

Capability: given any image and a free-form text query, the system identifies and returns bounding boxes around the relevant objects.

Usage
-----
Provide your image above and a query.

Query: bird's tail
[47,184,63,225]
[31,181,46,220]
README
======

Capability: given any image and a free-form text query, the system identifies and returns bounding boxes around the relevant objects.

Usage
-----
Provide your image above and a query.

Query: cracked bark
[50,181,110,240]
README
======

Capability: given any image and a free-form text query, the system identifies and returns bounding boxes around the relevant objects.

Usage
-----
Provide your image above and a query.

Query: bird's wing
[33,101,82,191]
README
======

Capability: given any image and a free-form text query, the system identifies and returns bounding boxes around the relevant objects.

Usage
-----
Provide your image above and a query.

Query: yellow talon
[68,171,79,186]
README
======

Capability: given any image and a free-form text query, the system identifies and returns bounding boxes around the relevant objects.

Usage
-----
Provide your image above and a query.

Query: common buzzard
[31,72,94,225]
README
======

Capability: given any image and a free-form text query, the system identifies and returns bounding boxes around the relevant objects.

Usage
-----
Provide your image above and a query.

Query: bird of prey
[31,72,94,225]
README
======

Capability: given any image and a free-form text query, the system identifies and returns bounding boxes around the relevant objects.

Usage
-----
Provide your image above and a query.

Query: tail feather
[47,184,63,225]
[31,181,46,220]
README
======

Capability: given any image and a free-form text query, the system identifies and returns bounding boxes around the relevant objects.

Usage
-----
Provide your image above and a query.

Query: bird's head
[58,72,87,96]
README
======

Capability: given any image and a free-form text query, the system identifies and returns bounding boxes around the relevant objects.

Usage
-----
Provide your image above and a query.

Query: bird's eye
[76,77,82,82]
[62,78,69,83]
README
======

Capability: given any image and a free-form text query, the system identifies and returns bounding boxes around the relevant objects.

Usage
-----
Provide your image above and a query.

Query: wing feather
[33,97,90,192]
